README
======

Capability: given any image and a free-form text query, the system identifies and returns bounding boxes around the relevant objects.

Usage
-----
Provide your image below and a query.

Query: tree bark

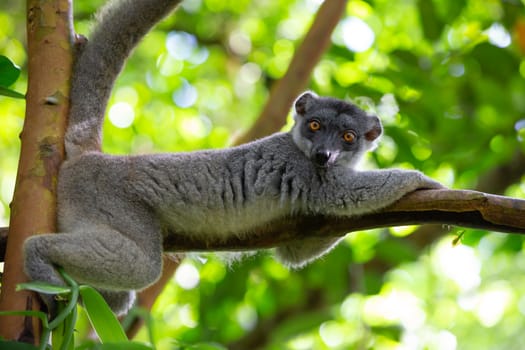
[161,189,525,251]
[391,150,525,262]
[0,0,73,342]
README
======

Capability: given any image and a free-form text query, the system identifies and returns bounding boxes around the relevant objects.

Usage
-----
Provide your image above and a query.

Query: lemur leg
[275,237,344,268]
[24,228,162,314]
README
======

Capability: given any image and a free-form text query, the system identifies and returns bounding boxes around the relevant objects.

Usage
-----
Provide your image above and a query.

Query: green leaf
[0,55,20,87]
[47,268,80,331]
[0,340,39,350]
[79,285,128,343]
[186,343,229,350]
[416,0,444,41]
[82,342,154,350]
[17,281,71,295]
[0,86,25,99]
[52,302,77,350]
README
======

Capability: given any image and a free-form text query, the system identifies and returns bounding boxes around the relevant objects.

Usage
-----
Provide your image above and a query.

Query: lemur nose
[314,151,331,167]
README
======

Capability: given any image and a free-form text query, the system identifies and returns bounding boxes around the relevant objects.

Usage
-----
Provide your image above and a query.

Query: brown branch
[234,0,347,144]
[405,150,525,252]
[3,189,524,262]
[162,189,525,251]
[0,227,7,261]
[0,0,72,342]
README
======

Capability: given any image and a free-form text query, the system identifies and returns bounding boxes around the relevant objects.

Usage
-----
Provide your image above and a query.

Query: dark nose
[313,151,331,167]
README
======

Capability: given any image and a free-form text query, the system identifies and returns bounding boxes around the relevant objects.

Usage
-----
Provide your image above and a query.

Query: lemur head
[291,91,382,168]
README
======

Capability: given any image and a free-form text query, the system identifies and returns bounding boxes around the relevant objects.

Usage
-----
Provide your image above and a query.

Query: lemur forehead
[310,107,368,122]
[312,97,368,118]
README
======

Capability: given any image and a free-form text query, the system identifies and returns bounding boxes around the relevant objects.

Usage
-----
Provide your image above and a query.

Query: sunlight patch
[363,289,426,330]
[319,321,346,347]
[340,17,375,52]
[172,80,198,108]
[180,115,211,139]
[166,31,198,60]
[236,304,258,331]
[229,30,252,55]
[108,102,135,128]
[486,23,511,48]
[433,241,481,292]
[174,262,200,290]
[475,284,513,327]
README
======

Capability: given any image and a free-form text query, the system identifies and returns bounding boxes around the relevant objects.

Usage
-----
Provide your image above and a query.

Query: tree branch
[399,150,525,254]
[162,189,525,251]
[3,189,523,261]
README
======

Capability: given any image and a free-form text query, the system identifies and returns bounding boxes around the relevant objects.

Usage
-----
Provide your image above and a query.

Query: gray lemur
[23,0,442,316]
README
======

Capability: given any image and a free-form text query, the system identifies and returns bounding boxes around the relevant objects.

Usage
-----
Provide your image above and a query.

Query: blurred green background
[1,0,525,349]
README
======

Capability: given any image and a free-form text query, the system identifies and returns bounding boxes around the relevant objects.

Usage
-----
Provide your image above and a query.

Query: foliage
[0,55,24,99]
[1,0,525,349]
[0,270,158,350]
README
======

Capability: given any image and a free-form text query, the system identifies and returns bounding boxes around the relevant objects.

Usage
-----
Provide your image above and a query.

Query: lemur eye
[343,130,356,143]
[308,120,321,131]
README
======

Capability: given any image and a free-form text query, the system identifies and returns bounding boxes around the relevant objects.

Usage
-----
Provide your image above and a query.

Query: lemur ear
[365,115,383,141]
[294,91,318,116]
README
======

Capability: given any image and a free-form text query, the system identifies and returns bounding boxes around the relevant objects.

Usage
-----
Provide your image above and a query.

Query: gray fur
[23,0,442,317]
[24,91,441,315]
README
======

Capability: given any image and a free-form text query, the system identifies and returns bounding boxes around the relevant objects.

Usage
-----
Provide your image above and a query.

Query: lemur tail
[65,0,183,158]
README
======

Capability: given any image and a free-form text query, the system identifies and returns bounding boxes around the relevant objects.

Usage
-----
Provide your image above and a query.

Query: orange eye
[343,130,356,143]
[308,120,321,131]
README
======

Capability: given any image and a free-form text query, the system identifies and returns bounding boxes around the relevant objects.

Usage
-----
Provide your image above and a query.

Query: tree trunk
[0,0,73,342]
